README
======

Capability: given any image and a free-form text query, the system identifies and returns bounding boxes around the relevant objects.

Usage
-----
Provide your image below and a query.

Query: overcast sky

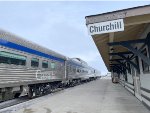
[0,1,150,75]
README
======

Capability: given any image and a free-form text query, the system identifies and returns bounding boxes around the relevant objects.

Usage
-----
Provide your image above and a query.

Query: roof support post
[109,53,140,73]
[118,54,140,73]
[121,43,150,66]
[110,59,130,72]
[108,36,150,66]
[111,66,121,74]
[115,65,123,73]
[111,64,125,75]
[146,33,150,59]
[115,60,130,72]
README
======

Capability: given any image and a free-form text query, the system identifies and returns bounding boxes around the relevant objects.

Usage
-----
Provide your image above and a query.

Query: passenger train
[0,29,100,101]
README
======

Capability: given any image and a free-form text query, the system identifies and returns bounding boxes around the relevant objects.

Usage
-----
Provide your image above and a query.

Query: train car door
[65,61,69,80]
[64,60,69,85]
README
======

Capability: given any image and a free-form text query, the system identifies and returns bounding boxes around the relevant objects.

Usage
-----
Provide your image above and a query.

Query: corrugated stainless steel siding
[0,65,63,88]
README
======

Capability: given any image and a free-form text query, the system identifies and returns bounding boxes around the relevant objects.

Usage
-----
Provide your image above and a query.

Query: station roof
[85,5,150,71]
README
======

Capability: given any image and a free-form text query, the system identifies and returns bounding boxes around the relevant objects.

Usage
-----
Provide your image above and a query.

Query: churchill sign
[87,19,124,35]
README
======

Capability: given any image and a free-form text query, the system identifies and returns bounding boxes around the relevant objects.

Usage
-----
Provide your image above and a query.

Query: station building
[85,5,150,108]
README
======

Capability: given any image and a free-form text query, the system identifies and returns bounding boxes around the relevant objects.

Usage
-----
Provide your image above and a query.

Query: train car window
[71,66,74,72]
[85,70,88,73]
[57,62,61,70]
[0,51,26,66]
[42,61,48,68]
[70,65,72,71]
[141,48,149,72]
[73,67,76,73]
[31,58,39,67]
[77,69,79,73]
[51,62,55,69]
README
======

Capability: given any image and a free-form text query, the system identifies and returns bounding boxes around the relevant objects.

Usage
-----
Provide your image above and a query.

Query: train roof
[0,29,67,60]
[68,58,88,66]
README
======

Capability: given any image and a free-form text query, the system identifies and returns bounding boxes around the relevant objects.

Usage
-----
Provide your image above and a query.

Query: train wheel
[39,87,44,96]
[28,87,33,98]
[14,93,21,98]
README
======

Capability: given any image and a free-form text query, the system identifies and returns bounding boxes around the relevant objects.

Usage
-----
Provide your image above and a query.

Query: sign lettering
[87,19,124,35]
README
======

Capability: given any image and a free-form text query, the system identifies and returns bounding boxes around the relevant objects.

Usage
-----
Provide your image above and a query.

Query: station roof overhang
[85,5,150,71]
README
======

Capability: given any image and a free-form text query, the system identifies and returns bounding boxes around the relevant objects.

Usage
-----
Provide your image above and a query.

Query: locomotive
[0,29,100,101]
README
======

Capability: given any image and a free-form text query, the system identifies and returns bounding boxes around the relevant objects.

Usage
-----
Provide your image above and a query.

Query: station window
[42,60,48,68]
[31,58,39,67]
[142,48,149,72]
[0,51,26,66]
[51,62,55,69]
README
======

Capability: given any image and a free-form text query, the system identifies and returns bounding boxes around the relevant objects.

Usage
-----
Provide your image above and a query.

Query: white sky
[0,1,150,75]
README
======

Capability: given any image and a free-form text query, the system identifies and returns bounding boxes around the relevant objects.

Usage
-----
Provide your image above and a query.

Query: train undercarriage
[0,77,98,102]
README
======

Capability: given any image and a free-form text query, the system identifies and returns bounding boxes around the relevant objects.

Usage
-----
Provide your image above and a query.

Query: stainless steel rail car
[0,29,99,101]
[66,58,98,86]
[0,29,67,100]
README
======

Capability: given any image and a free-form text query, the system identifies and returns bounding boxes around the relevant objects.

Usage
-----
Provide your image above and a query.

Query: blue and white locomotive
[0,29,100,101]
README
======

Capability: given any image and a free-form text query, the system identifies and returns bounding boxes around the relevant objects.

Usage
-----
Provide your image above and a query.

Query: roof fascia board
[86,5,150,25]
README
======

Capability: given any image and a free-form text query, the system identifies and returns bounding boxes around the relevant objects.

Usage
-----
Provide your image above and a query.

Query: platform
[15,79,149,113]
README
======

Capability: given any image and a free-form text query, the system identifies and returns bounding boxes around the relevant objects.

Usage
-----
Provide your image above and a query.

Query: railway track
[0,96,29,110]
[0,80,93,113]
[0,83,85,113]
[0,88,64,113]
